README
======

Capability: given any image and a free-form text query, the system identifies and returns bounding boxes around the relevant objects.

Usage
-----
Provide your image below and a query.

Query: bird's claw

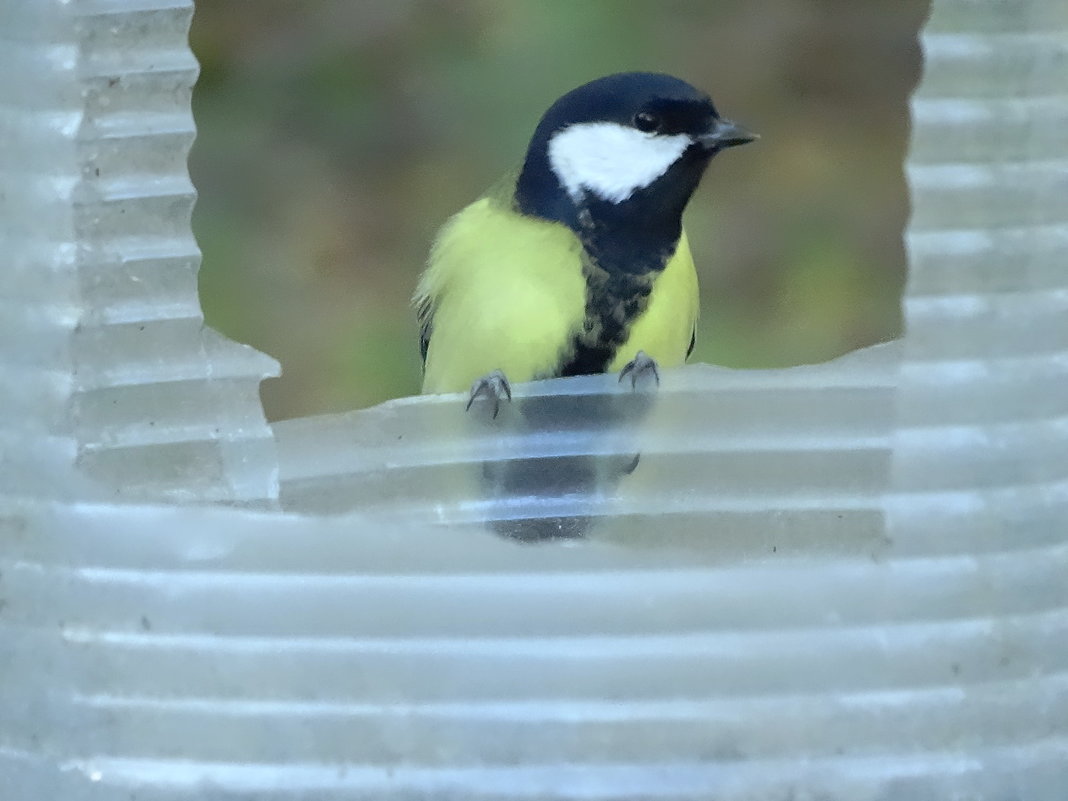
[466,369,512,418]
[618,350,660,390]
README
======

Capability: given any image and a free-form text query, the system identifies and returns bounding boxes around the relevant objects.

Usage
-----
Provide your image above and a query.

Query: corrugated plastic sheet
[0,0,279,505]
[1,0,1066,799]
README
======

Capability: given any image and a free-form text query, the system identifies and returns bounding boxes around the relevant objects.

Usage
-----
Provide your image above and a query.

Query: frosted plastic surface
[276,345,901,550]
[0,0,279,505]
[891,0,1068,549]
[3,499,1067,800]
[2,0,1067,799]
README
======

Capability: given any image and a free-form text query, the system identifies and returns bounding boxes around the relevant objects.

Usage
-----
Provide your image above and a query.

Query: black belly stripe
[558,270,655,377]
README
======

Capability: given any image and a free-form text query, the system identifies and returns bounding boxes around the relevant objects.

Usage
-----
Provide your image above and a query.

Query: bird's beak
[698,118,758,150]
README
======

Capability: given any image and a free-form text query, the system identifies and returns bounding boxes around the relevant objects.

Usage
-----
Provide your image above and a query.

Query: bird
[414,71,755,413]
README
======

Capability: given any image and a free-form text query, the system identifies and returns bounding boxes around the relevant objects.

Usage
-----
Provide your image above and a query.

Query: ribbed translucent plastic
[0,0,279,505]
[2,0,1066,799]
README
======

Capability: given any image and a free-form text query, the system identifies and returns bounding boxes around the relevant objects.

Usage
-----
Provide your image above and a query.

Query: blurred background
[190,0,927,421]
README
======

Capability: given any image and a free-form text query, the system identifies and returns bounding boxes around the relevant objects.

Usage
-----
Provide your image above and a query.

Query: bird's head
[516,72,756,230]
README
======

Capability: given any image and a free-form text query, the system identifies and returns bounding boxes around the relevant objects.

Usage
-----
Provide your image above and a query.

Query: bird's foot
[618,350,660,390]
[466,369,512,418]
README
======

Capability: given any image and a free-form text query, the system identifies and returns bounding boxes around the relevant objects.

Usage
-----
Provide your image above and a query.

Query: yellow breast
[609,230,700,372]
[418,197,587,394]
[416,194,699,395]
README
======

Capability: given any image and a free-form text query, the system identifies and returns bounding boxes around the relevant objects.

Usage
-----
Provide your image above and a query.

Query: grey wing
[416,295,434,367]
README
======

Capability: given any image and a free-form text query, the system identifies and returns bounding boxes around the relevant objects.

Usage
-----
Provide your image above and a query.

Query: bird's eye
[633,111,660,133]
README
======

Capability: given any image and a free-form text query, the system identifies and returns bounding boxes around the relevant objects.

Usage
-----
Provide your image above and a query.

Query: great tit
[414,72,755,410]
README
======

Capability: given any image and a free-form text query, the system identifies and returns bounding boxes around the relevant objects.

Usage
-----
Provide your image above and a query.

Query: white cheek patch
[548,122,691,204]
